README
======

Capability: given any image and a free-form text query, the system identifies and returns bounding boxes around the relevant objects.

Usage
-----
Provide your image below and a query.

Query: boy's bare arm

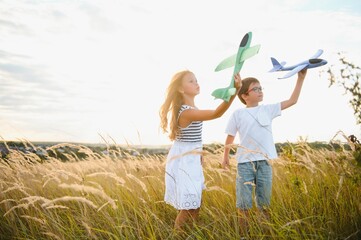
[222,135,235,169]
[281,68,307,110]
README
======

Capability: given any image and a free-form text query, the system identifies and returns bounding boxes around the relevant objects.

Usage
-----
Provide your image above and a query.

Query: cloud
[0,17,31,36]
[0,48,71,115]
[0,0,360,144]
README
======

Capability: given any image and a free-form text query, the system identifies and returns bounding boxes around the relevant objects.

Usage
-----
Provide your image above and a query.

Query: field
[0,138,361,239]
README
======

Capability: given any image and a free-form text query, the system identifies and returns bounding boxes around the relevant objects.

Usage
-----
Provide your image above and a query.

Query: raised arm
[179,74,242,125]
[281,68,307,110]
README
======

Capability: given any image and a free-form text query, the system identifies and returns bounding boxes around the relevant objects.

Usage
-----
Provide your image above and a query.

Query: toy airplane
[212,32,261,101]
[269,49,328,79]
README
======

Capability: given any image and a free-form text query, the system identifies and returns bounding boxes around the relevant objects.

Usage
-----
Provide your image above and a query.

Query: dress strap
[177,105,191,121]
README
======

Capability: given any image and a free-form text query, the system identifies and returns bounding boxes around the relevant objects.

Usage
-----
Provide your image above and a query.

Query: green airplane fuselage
[212,32,260,102]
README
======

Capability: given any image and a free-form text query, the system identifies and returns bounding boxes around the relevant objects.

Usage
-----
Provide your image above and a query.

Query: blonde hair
[159,70,191,141]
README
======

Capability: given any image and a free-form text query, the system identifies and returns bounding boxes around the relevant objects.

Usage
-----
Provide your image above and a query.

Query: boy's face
[244,82,263,105]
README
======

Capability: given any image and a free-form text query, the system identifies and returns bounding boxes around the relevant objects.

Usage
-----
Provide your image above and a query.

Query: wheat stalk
[41,196,98,209]
[58,183,117,209]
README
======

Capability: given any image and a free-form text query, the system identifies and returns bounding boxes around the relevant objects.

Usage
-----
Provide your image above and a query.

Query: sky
[0,0,360,146]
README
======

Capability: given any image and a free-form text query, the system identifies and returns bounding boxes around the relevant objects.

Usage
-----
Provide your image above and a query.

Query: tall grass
[0,139,360,239]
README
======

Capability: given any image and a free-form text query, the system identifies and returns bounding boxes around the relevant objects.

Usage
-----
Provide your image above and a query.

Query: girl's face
[180,72,200,96]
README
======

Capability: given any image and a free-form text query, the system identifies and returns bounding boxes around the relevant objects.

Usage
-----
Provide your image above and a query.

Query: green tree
[326,53,361,124]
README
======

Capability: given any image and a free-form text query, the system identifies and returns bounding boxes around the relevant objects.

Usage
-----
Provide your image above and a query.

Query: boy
[222,69,307,234]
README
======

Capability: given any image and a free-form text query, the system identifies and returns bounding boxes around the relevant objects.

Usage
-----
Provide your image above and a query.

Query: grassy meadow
[0,137,361,239]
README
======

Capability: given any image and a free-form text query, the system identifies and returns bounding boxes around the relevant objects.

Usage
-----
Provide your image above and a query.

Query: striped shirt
[176,105,203,142]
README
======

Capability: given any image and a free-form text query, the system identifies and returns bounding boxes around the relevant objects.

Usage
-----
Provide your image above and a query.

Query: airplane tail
[211,87,237,102]
[269,57,286,72]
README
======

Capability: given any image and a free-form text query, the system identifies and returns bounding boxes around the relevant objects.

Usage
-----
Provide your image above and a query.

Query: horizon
[0,131,352,148]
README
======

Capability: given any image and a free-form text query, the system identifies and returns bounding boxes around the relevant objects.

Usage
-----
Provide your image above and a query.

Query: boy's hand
[298,68,307,80]
[221,157,230,169]
[234,73,242,90]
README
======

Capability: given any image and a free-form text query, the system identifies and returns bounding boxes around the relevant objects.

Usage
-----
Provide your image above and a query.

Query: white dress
[164,105,205,210]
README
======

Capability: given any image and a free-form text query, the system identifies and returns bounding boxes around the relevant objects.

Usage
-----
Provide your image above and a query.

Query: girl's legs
[174,208,200,230]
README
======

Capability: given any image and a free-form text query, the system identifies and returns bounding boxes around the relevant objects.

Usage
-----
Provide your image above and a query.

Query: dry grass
[0,139,360,239]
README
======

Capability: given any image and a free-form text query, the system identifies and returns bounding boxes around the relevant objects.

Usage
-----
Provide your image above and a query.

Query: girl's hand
[234,73,242,90]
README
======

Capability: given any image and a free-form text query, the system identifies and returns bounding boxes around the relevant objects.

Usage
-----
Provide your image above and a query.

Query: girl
[159,70,241,230]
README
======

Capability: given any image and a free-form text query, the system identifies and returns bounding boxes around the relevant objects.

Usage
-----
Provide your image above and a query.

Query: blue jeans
[236,160,272,209]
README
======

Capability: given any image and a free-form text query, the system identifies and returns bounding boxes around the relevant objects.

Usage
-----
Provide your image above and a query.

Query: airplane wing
[279,63,307,79]
[214,53,237,72]
[239,45,261,62]
[214,44,261,72]
[310,49,323,59]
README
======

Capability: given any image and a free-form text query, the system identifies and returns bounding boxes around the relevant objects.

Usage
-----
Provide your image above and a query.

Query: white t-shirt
[225,103,281,163]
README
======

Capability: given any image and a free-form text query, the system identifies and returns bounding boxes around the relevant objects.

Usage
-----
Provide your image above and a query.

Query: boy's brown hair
[237,77,260,105]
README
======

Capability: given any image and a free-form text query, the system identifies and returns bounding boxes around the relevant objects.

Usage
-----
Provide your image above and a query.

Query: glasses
[246,86,263,94]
